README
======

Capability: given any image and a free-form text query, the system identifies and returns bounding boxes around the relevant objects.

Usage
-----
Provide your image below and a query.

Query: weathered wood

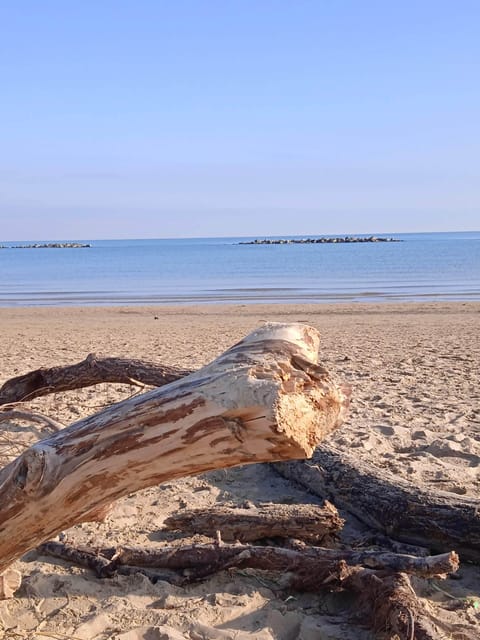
[274,443,480,562]
[37,540,459,585]
[0,353,192,405]
[37,541,468,638]
[0,409,64,433]
[0,568,22,599]
[0,323,349,576]
[345,567,478,640]
[163,501,343,544]
[37,541,112,577]
[346,569,438,640]
[3,345,477,563]
[289,545,459,578]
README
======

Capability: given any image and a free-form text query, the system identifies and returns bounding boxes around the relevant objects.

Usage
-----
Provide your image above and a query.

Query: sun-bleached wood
[0,568,21,599]
[0,323,349,578]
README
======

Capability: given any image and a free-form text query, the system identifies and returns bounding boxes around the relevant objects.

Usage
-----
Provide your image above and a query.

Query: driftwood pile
[36,503,460,640]
[0,323,478,640]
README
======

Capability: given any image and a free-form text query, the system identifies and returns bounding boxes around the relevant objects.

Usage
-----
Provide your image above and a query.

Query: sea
[0,232,479,307]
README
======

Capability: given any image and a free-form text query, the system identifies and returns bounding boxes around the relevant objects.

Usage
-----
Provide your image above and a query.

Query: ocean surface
[1,232,479,306]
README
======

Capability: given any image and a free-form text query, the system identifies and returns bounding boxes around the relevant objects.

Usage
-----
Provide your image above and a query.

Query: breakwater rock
[239,236,401,245]
[1,243,91,249]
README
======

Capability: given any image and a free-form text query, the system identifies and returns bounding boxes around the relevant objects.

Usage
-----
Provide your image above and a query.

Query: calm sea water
[0,232,479,306]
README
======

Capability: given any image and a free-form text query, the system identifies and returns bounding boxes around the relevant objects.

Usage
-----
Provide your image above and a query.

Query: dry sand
[0,302,479,639]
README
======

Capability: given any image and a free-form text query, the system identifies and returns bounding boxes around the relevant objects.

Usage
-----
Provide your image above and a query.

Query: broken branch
[0,323,349,574]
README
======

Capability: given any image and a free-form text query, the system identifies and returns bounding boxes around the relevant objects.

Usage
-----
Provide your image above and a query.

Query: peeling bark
[163,501,344,544]
[0,323,349,575]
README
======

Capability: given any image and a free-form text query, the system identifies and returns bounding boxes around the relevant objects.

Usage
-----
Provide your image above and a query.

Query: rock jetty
[239,236,400,245]
[0,243,91,249]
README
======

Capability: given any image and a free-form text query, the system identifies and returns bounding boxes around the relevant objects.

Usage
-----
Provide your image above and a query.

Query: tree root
[35,540,465,639]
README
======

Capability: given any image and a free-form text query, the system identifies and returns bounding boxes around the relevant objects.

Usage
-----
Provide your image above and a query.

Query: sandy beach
[0,302,479,639]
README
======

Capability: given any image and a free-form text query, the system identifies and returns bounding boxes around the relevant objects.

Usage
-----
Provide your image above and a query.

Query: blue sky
[1,1,479,239]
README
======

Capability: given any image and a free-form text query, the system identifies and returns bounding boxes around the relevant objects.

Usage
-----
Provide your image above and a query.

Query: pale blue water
[0,232,479,306]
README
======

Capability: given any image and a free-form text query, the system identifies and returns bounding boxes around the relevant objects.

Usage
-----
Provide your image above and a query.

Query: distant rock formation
[239,236,401,245]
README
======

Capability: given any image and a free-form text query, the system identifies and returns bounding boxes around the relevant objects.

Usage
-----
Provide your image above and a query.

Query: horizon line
[2,229,479,243]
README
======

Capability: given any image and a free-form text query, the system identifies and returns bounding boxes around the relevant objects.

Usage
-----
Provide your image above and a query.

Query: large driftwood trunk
[3,346,479,564]
[275,443,480,562]
[0,323,349,573]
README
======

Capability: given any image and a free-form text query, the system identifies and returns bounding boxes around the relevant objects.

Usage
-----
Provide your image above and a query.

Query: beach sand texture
[0,302,479,639]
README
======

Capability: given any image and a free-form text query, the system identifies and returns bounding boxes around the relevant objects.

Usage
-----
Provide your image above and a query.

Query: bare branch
[0,353,192,405]
[0,409,65,432]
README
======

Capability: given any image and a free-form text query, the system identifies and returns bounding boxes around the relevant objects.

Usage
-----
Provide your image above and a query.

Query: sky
[0,1,479,239]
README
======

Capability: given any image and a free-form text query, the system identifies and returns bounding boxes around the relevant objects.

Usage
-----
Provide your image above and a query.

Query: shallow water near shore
[1,231,479,306]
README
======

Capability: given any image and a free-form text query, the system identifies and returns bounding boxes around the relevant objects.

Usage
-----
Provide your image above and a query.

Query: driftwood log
[3,338,478,638]
[2,345,479,562]
[163,502,344,544]
[37,540,459,584]
[37,540,464,640]
[274,443,480,562]
[0,354,192,405]
[2,344,479,563]
[0,323,349,575]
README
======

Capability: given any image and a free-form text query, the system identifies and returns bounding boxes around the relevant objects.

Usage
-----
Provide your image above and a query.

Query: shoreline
[1,292,480,308]
[1,299,479,315]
